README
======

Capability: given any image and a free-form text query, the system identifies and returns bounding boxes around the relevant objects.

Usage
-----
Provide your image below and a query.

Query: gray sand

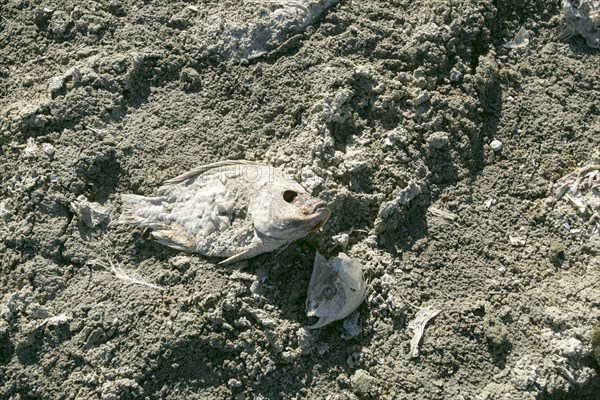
[1,0,599,398]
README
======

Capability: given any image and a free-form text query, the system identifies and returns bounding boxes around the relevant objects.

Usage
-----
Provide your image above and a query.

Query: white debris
[41,143,55,157]
[553,337,582,358]
[371,181,421,235]
[332,231,350,250]
[299,166,324,191]
[26,303,50,319]
[249,308,277,328]
[0,200,10,221]
[297,326,314,354]
[565,193,587,214]
[427,206,458,221]
[490,139,503,152]
[169,255,191,269]
[350,369,376,396]
[48,75,65,96]
[105,256,164,291]
[207,0,342,61]
[554,164,600,231]
[69,195,109,228]
[509,235,526,247]
[44,314,70,327]
[408,307,441,358]
[2,288,35,320]
[368,182,421,241]
[504,26,530,49]
[555,165,599,199]
[484,198,496,209]
[48,67,82,96]
[331,227,366,251]
[24,138,38,157]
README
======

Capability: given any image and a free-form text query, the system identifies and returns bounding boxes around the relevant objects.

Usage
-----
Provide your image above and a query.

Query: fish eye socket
[283,190,298,203]
[322,285,337,299]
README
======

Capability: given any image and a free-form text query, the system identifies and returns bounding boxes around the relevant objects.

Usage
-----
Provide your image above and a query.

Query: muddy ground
[1,0,599,399]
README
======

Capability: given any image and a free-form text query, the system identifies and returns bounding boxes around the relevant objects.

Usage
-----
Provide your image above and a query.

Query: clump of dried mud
[1,0,599,399]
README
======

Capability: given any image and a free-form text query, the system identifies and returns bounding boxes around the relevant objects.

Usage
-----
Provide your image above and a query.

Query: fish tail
[119,194,162,226]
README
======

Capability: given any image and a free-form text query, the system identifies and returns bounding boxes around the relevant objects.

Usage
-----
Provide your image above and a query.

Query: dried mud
[1,0,599,399]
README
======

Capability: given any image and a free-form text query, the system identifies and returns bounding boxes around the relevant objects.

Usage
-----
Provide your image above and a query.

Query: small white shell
[306,252,366,329]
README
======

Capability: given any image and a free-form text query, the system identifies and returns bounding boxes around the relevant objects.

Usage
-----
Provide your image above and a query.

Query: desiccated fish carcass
[558,0,600,48]
[119,160,331,264]
[306,252,366,329]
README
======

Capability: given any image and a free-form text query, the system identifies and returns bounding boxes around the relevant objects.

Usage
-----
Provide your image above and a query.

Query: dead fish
[119,160,331,264]
[306,252,366,329]
[558,0,600,48]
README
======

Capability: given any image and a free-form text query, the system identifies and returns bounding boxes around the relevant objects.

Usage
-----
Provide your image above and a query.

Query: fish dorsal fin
[160,160,267,188]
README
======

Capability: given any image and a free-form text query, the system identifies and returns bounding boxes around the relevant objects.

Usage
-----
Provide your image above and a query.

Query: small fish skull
[306,252,366,329]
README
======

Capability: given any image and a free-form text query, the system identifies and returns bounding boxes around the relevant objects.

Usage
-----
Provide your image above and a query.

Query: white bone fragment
[408,307,441,358]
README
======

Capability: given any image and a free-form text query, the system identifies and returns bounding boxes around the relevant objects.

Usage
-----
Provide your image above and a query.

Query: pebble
[48,76,65,96]
[490,139,502,152]
[42,143,55,156]
[350,369,376,395]
[427,131,449,149]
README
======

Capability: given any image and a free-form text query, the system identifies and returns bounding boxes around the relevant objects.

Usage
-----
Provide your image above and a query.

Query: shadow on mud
[537,374,600,400]
[140,321,364,398]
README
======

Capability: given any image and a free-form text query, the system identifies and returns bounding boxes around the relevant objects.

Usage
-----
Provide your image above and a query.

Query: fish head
[306,252,366,329]
[248,183,331,241]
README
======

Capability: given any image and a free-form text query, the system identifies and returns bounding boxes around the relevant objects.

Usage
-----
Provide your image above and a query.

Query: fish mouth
[307,203,331,232]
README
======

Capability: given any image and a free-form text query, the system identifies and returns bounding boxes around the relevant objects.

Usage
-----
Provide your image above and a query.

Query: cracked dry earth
[1,0,599,399]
